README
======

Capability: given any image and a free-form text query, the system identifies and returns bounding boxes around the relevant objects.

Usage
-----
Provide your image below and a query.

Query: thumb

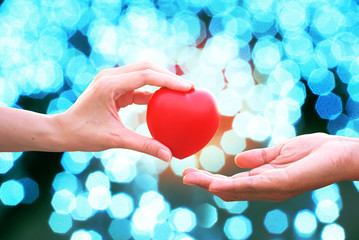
[119,129,172,162]
[235,144,283,168]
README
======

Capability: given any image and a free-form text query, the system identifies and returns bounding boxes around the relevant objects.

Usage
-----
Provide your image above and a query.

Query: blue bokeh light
[263,209,288,234]
[0,179,24,206]
[277,1,307,33]
[214,196,248,214]
[284,31,313,64]
[18,177,39,204]
[52,172,78,194]
[224,215,252,240]
[315,200,340,223]
[70,229,92,240]
[71,194,95,221]
[220,130,246,155]
[107,193,134,219]
[86,171,110,191]
[199,145,225,172]
[61,152,93,175]
[252,36,282,74]
[169,207,197,232]
[314,39,340,69]
[195,203,218,228]
[0,152,22,174]
[88,186,111,210]
[315,93,342,120]
[345,97,359,119]
[48,212,72,234]
[321,223,345,240]
[294,209,317,238]
[312,184,341,206]
[308,68,335,95]
[51,189,76,214]
[152,221,174,240]
[108,219,132,240]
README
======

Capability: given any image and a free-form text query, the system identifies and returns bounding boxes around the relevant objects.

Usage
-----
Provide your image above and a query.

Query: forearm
[0,106,65,152]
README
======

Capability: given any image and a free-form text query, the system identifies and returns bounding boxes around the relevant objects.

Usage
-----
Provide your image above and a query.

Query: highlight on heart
[0,0,357,240]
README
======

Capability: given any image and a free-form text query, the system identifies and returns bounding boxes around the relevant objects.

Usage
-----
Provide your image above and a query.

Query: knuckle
[97,69,109,79]
[261,149,268,164]
[139,69,155,80]
[141,140,156,154]
[141,61,155,70]
[93,77,112,93]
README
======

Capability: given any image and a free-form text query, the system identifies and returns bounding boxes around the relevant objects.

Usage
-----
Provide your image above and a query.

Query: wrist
[336,135,359,181]
[48,112,75,152]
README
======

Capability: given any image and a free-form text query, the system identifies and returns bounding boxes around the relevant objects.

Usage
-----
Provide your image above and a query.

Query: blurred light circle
[51,190,76,214]
[252,36,282,74]
[152,221,174,240]
[85,171,110,191]
[88,186,111,210]
[278,1,307,32]
[199,145,225,172]
[284,31,313,64]
[220,130,246,155]
[217,88,242,116]
[132,206,158,232]
[169,207,197,232]
[247,115,271,141]
[0,179,24,206]
[171,155,197,176]
[18,177,39,204]
[321,223,345,240]
[224,215,252,240]
[232,111,254,137]
[195,203,218,228]
[264,209,288,234]
[315,93,342,120]
[52,172,78,194]
[214,196,248,214]
[315,200,339,223]
[108,219,131,240]
[70,230,92,240]
[308,68,335,95]
[108,193,134,219]
[48,212,72,234]
[294,209,317,238]
[71,194,95,221]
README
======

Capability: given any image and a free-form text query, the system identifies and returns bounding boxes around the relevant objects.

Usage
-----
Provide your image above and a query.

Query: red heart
[146,88,220,159]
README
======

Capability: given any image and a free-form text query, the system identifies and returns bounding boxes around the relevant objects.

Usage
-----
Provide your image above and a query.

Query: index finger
[109,70,194,93]
[100,61,179,78]
[235,144,283,169]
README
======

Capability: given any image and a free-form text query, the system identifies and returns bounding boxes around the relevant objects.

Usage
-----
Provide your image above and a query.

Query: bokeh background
[1,0,359,239]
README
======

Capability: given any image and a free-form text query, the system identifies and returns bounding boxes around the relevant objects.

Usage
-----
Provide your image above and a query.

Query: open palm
[183,133,359,201]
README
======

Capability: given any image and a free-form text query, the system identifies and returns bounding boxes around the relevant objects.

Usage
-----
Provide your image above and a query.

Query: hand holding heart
[52,62,194,161]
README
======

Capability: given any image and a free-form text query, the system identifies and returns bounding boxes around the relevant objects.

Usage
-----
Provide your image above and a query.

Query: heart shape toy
[146,88,220,159]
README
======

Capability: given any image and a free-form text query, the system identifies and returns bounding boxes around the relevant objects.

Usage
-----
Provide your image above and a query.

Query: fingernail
[183,80,193,87]
[158,148,171,162]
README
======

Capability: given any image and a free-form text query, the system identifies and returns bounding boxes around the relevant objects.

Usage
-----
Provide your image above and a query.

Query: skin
[0,61,193,162]
[183,133,359,202]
